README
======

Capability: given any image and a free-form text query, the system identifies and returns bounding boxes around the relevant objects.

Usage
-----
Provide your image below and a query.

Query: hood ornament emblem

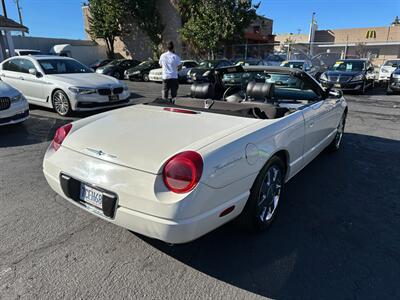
[86,148,117,159]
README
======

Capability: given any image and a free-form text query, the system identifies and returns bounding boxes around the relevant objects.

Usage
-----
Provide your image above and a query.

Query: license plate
[109,95,119,102]
[334,83,341,88]
[80,184,103,209]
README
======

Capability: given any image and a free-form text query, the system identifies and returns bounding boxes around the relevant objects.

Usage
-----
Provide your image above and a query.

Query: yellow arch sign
[366,30,377,39]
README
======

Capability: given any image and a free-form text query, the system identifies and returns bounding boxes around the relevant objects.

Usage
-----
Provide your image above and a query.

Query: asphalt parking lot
[1,81,399,299]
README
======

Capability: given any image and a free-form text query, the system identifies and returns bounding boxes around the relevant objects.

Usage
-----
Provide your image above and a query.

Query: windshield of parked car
[18,50,41,56]
[38,59,92,74]
[330,60,365,72]
[236,60,261,66]
[107,60,123,66]
[383,60,400,67]
[198,61,221,69]
[138,61,153,67]
[281,61,304,69]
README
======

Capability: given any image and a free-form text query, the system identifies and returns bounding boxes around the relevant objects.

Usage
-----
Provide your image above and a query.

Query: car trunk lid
[62,104,260,174]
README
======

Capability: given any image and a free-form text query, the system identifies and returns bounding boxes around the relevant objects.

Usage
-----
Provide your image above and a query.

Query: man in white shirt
[159,41,181,100]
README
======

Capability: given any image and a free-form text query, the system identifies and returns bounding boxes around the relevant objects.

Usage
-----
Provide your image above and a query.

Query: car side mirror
[368,66,375,72]
[328,89,343,98]
[28,68,37,76]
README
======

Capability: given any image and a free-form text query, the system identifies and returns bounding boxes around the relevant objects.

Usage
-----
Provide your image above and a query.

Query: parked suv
[378,59,400,83]
[319,59,375,94]
[387,67,400,94]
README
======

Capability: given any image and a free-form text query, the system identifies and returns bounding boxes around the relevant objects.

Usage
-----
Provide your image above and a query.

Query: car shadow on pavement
[0,117,73,148]
[344,85,388,96]
[138,133,400,299]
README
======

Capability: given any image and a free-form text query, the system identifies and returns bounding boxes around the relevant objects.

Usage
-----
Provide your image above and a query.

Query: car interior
[147,68,327,120]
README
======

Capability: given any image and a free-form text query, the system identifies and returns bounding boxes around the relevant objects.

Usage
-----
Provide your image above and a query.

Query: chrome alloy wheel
[53,91,70,116]
[257,165,283,223]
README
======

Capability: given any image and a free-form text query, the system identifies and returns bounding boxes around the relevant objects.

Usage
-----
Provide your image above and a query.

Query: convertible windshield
[226,72,302,88]
[330,60,365,72]
[38,59,92,74]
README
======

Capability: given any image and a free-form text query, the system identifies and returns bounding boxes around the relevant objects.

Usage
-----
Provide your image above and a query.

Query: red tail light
[163,151,203,194]
[51,123,72,151]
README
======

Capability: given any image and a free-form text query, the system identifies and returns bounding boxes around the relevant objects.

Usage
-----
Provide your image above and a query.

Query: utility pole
[15,0,25,36]
[1,0,7,17]
[308,12,316,57]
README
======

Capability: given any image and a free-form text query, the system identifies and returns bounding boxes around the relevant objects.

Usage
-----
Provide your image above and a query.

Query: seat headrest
[246,82,275,101]
[190,83,215,99]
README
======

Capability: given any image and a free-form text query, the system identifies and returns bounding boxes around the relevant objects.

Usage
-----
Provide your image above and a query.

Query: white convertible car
[43,66,347,244]
[0,56,130,116]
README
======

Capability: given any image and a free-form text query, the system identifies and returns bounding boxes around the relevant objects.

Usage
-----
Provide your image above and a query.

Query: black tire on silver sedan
[237,156,286,232]
[52,89,72,116]
[327,113,346,152]
[359,81,366,95]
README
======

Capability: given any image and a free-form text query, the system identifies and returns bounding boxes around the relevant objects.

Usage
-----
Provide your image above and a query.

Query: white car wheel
[52,90,71,116]
[237,156,285,231]
[327,113,346,151]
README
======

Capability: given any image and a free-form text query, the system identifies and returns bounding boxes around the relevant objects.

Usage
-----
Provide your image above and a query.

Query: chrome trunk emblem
[86,148,117,159]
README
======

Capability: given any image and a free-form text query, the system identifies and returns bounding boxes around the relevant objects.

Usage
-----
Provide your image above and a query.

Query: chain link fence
[182,41,400,68]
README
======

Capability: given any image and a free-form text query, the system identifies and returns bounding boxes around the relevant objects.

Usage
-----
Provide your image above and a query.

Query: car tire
[327,112,346,152]
[142,73,149,82]
[52,89,72,117]
[359,81,366,95]
[236,156,286,232]
[113,71,121,79]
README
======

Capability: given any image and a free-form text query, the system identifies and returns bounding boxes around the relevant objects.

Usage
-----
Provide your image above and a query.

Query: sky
[2,0,400,39]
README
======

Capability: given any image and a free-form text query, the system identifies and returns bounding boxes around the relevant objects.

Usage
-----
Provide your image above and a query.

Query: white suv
[378,60,400,82]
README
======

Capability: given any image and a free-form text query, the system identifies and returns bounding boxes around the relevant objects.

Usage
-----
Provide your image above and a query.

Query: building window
[253,26,260,34]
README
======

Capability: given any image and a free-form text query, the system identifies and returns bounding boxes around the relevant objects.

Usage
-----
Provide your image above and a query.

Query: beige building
[82,2,275,60]
[82,0,182,60]
[276,23,400,65]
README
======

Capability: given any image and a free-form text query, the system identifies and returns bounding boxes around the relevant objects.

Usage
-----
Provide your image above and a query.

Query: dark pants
[162,79,179,99]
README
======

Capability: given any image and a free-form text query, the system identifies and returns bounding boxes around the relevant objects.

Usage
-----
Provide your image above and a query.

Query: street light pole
[15,0,25,36]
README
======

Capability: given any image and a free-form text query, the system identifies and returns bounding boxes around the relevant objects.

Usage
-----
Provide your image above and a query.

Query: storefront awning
[0,16,28,32]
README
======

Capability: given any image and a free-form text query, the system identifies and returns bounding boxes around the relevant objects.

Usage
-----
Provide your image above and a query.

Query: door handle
[309,121,314,128]
[18,76,24,80]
